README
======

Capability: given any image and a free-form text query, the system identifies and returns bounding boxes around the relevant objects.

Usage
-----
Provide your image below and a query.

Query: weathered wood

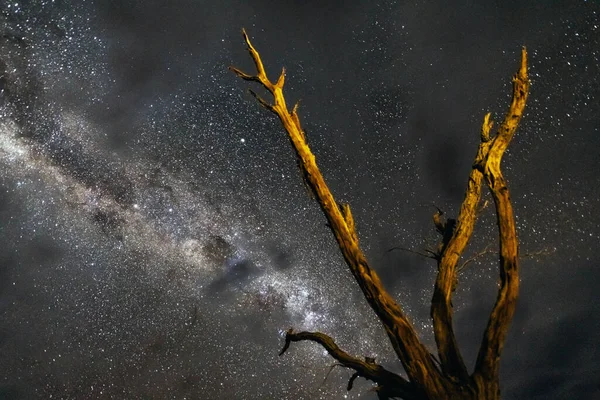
[231,30,529,399]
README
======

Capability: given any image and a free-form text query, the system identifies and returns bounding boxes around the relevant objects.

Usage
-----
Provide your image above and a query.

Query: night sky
[1,1,599,399]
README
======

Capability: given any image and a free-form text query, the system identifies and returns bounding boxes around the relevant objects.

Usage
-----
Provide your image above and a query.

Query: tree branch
[473,48,529,388]
[317,363,345,391]
[430,50,528,384]
[231,29,446,395]
[429,122,489,381]
[232,29,530,399]
[280,329,418,399]
[521,248,555,258]
[458,245,495,273]
[458,244,550,274]
[387,246,438,261]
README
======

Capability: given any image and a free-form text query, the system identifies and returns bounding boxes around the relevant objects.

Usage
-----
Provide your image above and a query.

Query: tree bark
[231,30,529,399]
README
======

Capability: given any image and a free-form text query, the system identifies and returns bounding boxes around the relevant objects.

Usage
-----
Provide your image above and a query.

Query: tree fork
[231,29,529,399]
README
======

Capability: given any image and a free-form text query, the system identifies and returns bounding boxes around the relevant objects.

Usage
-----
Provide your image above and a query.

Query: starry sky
[0,1,599,399]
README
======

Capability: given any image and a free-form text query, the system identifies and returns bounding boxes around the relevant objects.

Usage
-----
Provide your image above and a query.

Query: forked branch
[232,29,530,399]
[472,48,529,390]
[231,28,445,397]
[429,117,488,381]
[280,329,418,399]
[429,50,528,384]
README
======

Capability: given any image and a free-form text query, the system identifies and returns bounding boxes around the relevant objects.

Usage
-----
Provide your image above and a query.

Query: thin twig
[458,244,495,273]
[387,246,438,260]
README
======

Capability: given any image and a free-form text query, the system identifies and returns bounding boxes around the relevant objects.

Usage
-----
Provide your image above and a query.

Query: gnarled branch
[429,50,529,383]
[429,121,488,381]
[280,329,418,399]
[472,48,529,389]
[231,29,446,396]
[232,30,530,399]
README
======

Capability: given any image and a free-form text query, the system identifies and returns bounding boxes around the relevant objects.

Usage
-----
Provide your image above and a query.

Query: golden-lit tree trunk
[231,29,529,399]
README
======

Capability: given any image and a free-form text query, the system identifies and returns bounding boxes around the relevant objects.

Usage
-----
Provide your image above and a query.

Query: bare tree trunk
[231,30,529,399]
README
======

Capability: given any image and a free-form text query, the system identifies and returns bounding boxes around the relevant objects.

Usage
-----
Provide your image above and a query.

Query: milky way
[1,1,599,399]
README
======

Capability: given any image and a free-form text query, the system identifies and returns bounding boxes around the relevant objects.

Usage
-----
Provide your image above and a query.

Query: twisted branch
[472,49,529,390]
[230,29,446,396]
[232,29,530,399]
[430,50,528,383]
[429,120,489,381]
[280,329,418,399]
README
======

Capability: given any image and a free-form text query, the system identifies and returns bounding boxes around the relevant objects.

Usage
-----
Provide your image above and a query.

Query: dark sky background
[1,1,599,399]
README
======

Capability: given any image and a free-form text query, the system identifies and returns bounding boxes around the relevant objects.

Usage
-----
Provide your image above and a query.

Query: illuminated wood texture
[231,30,529,399]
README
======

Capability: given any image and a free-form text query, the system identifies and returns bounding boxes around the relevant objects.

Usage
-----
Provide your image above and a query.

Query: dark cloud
[92,208,125,241]
[266,242,294,271]
[208,257,260,293]
[201,234,234,265]
[201,236,264,294]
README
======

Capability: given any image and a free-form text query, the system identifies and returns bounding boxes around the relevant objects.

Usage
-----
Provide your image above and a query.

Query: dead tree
[231,29,529,400]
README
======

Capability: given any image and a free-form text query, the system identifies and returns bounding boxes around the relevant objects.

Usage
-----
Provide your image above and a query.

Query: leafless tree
[231,29,529,399]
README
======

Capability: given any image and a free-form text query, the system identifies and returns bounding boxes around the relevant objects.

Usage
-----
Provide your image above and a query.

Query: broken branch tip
[519,47,528,78]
